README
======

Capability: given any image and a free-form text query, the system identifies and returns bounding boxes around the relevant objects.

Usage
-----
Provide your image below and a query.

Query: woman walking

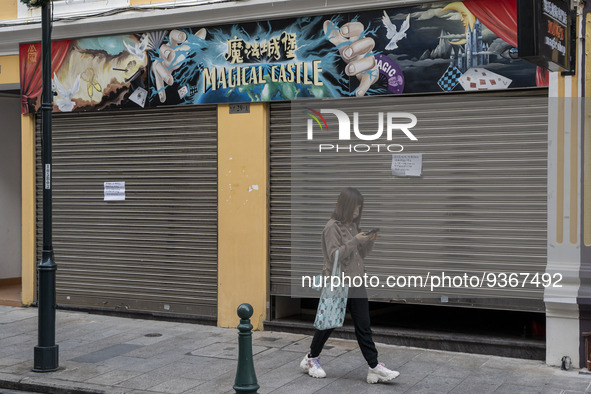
[300,187,400,384]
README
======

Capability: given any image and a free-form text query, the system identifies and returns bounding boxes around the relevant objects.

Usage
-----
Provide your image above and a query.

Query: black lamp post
[33,0,59,372]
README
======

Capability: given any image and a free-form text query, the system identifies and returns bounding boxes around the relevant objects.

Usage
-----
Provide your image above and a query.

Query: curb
[0,372,122,394]
[264,319,546,360]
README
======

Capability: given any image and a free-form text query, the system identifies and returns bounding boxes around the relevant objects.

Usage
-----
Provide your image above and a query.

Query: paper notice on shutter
[104,182,125,201]
[392,154,422,177]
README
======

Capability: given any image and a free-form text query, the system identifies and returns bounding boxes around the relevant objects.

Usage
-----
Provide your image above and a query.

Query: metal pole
[233,303,259,393]
[33,0,59,373]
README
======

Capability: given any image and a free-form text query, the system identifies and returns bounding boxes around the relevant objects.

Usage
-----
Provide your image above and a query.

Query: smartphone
[363,228,380,236]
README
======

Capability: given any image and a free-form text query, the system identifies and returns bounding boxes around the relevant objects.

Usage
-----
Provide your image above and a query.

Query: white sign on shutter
[392,154,422,177]
[104,182,125,201]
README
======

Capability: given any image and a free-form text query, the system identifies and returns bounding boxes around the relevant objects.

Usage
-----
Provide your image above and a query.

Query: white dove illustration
[123,35,148,61]
[382,11,410,51]
[53,74,81,112]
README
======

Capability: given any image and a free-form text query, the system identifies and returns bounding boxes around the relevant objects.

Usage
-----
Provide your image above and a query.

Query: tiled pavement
[0,306,590,393]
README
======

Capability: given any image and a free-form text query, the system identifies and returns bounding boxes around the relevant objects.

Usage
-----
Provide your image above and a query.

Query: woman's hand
[355,232,371,243]
[355,232,378,243]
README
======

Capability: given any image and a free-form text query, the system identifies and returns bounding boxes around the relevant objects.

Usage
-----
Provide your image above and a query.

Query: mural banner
[19,0,542,114]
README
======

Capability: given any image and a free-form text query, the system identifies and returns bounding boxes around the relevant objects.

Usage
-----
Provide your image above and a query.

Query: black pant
[309,287,378,368]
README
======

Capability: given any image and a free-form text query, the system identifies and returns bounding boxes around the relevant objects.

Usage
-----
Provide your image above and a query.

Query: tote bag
[314,250,349,330]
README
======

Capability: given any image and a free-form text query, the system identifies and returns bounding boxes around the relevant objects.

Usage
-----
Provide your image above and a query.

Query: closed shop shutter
[35,106,218,317]
[270,91,548,312]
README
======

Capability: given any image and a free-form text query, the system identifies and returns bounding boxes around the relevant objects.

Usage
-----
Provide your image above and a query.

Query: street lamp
[22,0,59,372]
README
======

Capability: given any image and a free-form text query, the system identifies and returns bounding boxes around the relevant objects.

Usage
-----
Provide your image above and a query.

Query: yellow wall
[217,103,268,330]
[21,114,36,305]
[0,55,19,84]
[129,0,169,5]
[585,13,591,247]
[0,0,17,21]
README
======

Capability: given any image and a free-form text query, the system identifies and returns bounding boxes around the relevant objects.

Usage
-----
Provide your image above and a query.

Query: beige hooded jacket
[321,218,375,279]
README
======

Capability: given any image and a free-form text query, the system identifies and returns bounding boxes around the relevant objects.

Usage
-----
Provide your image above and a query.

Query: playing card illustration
[458,68,512,91]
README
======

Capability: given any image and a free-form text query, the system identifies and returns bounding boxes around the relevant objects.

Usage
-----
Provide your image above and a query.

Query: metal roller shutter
[35,106,218,317]
[270,91,548,312]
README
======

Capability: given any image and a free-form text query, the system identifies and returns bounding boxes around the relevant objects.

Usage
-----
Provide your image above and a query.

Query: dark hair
[331,187,364,225]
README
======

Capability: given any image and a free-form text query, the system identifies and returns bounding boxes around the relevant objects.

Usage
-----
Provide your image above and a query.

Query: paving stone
[281,337,351,357]
[375,347,427,369]
[406,374,464,394]
[268,374,339,394]
[412,349,456,364]
[430,364,475,380]
[252,330,308,348]
[397,360,440,376]
[0,357,26,368]
[124,333,178,346]
[46,362,116,382]
[71,344,143,363]
[84,369,143,385]
[376,344,423,357]
[0,345,33,359]
[447,353,491,369]
[77,331,141,348]
[150,355,235,380]
[482,356,542,370]
[324,337,362,350]
[177,328,235,342]
[449,376,503,394]
[0,360,41,377]
[322,349,368,377]
[56,338,89,352]
[68,327,129,342]
[187,342,268,359]
[313,366,381,394]
[0,333,35,347]
[0,326,32,341]
[539,388,582,394]
[150,377,204,393]
[117,372,183,390]
[181,369,235,394]
[0,309,37,324]
[62,336,141,359]
[256,357,307,391]
[503,370,553,387]
[461,367,510,382]
[99,354,181,373]
[252,347,305,375]
[544,375,591,391]
[493,383,546,393]
[380,369,429,393]
[125,337,197,359]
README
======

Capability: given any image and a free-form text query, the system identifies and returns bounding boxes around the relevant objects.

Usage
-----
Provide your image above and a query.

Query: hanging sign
[517,0,572,72]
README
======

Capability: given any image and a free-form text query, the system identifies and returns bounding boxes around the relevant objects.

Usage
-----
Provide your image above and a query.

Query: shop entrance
[0,93,22,307]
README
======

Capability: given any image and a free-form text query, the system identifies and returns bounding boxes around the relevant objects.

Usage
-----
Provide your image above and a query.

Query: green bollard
[233,303,259,394]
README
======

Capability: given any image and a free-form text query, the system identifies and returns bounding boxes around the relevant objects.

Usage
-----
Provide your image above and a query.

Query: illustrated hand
[152,28,207,103]
[323,20,379,97]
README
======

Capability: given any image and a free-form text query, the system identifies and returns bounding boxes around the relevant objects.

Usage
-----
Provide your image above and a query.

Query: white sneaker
[367,362,400,384]
[300,354,327,378]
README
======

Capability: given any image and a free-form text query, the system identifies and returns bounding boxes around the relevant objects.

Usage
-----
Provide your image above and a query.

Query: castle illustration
[449,20,490,72]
